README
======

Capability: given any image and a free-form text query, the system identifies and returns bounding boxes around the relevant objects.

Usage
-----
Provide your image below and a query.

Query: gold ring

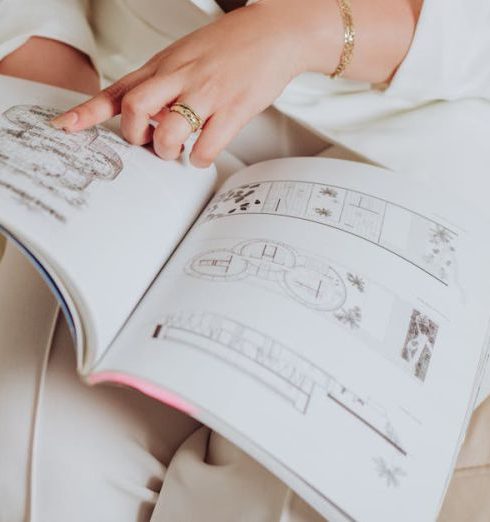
[169,102,204,133]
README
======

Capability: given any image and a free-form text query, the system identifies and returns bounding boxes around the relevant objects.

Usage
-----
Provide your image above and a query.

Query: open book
[1,75,490,522]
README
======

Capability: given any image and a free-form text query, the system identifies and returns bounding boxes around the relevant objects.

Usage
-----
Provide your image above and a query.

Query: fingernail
[50,111,78,130]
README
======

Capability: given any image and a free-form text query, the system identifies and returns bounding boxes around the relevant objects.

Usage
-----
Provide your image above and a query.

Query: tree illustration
[373,457,406,488]
[319,186,338,198]
[430,225,452,245]
[314,207,332,218]
[347,273,365,292]
[334,306,362,328]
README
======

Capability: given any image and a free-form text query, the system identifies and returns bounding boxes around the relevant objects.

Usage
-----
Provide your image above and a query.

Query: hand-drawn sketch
[423,225,457,284]
[334,306,362,329]
[373,456,406,488]
[186,239,349,313]
[347,273,365,292]
[200,180,458,285]
[150,311,407,455]
[401,310,439,382]
[184,238,441,382]
[0,105,129,221]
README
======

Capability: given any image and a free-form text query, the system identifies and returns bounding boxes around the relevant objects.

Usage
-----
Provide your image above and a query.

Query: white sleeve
[385,0,490,101]
[0,0,97,68]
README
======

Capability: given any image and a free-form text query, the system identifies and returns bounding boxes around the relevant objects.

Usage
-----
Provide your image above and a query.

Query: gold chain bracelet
[330,0,355,79]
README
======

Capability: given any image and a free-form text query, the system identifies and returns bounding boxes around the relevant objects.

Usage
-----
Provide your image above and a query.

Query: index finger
[51,67,152,132]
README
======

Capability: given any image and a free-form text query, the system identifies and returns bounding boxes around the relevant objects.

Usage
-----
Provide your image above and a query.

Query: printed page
[0,75,216,367]
[93,157,490,521]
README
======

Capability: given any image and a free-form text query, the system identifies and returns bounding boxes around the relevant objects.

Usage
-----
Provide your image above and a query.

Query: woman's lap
[0,241,198,521]
[0,239,56,521]
[0,239,322,522]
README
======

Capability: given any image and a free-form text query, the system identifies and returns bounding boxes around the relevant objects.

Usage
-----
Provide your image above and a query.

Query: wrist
[255,0,420,84]
[297,0,346,76]
[255,0,344,76]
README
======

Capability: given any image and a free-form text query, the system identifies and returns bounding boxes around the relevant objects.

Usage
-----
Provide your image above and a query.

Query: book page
[0,76,216,367]
[93,158,490,521]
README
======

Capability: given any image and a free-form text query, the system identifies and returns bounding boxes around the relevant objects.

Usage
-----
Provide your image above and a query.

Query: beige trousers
[1,109,490,521]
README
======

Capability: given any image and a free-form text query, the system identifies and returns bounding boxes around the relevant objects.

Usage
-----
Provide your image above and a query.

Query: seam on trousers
[0,234,6,261]
[25,306,62,522]
[278,488,294,522]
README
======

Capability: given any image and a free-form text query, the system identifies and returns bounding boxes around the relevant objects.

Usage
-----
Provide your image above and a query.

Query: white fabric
[387,0,490,101]
[2,0,490,103]
[0,0,98,71]
[1,2,490,521]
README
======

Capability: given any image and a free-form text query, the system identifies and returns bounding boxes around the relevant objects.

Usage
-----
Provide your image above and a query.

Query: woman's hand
[0,36,99,95]
[51,0,342,167]
[51,0,421,168]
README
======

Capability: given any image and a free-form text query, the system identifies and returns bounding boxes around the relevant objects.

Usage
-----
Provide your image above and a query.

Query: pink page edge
[87,371,197,415]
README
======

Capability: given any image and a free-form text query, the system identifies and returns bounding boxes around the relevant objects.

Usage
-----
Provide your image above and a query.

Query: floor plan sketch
[183,238,442,381]
[200,180,458,285]
[186,239,349,313]
[0,105,129,221]
[150,311,407,455]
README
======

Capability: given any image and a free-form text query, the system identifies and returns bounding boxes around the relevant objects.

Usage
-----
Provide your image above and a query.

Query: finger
[50,66,152,132]
[153,97,211,161]
[120,75,183,146]
[190,108,250,168]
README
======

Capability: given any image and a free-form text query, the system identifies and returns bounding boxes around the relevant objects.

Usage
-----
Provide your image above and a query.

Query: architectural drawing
[200,180,458,285]
[186,239,351,313]
[0,105,129,221]
[401,310,439,382]
[150,311,407,455]
[185,239,441,383]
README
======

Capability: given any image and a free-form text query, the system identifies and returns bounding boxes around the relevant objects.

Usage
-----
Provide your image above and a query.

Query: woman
[1,1,490,521]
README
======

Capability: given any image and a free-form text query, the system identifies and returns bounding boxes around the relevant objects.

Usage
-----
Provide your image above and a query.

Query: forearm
[0,36,99,95]
[258,0,423,83]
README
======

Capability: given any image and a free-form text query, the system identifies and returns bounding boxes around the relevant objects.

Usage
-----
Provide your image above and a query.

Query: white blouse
[2,0,489,98]
[1,0,490,207]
